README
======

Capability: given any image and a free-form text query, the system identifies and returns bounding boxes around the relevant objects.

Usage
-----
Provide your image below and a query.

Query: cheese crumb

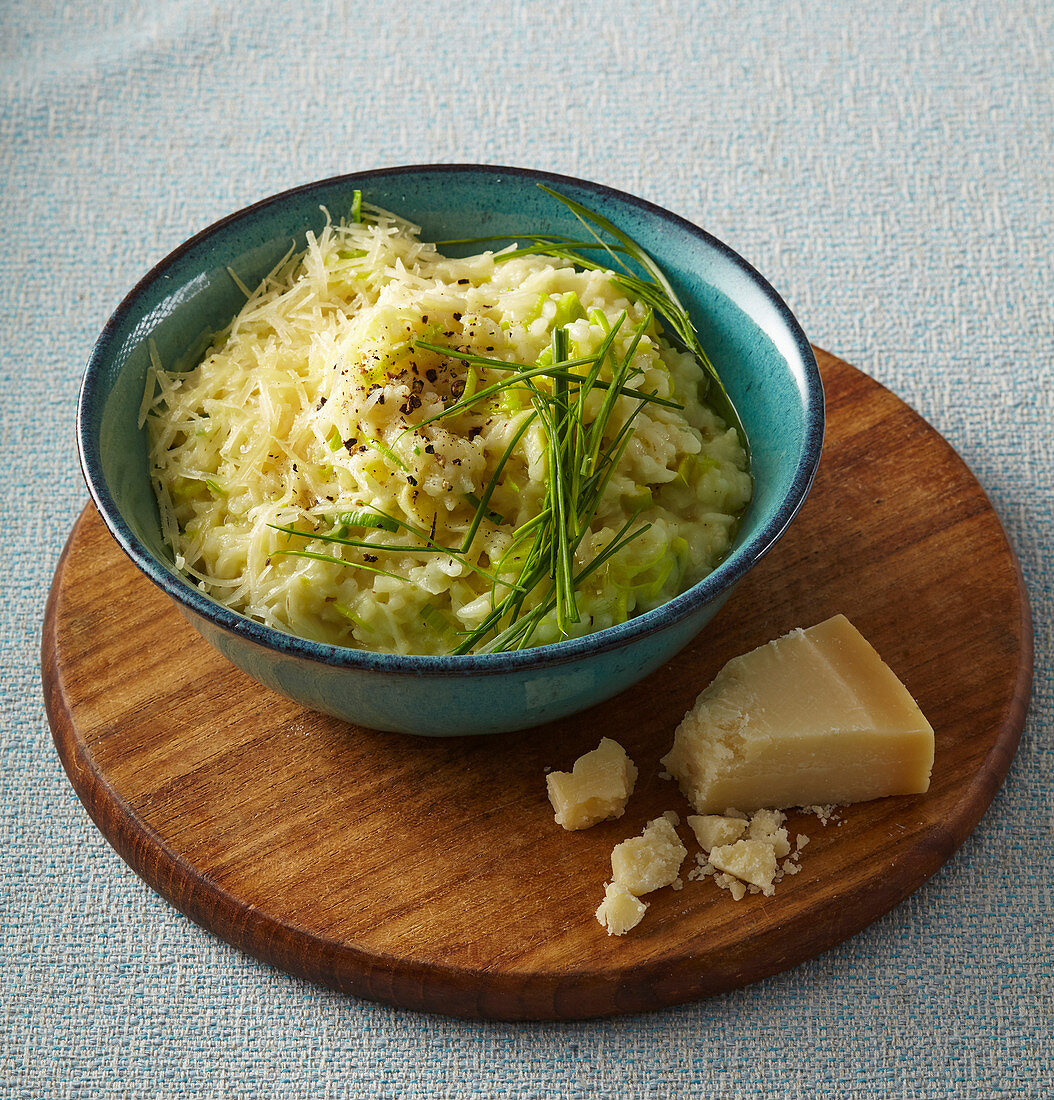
[687,813,748,851]
[747,808,791,858]
[546,737,638,831]
[690,808,813,901]
[611,816,687,896]
[595,882,648,936]
[709,839,778,895]
[714,873,747,901]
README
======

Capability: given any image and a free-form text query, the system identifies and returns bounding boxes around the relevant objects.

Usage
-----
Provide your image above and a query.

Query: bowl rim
[78,163,824,677]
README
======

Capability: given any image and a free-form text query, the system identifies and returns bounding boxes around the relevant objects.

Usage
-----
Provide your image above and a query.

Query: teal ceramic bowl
[78,165,823,736]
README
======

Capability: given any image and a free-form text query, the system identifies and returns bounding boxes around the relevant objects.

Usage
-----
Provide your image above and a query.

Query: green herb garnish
[276,188,737,654]
[437,313,658,653]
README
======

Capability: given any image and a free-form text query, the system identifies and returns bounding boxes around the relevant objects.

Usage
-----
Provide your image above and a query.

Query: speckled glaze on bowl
[78,165,823,736]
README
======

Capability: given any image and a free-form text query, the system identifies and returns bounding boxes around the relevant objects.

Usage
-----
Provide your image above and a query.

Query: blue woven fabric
[3,1,1051,1095]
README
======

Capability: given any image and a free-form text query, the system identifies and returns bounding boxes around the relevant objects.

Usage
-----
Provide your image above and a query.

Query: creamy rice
[146,203,751,655]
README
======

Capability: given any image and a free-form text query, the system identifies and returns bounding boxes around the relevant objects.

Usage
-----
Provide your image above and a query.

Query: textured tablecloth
[3,1,1051,1096]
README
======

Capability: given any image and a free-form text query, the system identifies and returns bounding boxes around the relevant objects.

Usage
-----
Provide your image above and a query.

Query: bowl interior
[82,166,821,664]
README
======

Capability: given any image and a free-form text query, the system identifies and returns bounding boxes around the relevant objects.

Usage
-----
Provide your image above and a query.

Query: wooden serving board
[43,350,1032,1020]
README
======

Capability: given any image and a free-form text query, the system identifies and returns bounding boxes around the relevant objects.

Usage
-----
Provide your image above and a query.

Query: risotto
[146,199,751,655]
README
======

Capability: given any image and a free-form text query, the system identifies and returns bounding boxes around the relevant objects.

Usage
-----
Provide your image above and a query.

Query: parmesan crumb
[595,882,647,936]
[714,873,747,901]
[803,804,840,825]
[688,813,747,851]
[546,738,637,830]
[611,816,687,896]
[688,807,812,902]
[709,839,778,894]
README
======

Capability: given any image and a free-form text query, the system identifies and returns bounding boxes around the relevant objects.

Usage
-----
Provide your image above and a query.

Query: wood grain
[42,349,1033,1020]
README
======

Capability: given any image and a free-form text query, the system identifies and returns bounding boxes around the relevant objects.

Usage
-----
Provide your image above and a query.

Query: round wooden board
[43,349,1032,1020]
